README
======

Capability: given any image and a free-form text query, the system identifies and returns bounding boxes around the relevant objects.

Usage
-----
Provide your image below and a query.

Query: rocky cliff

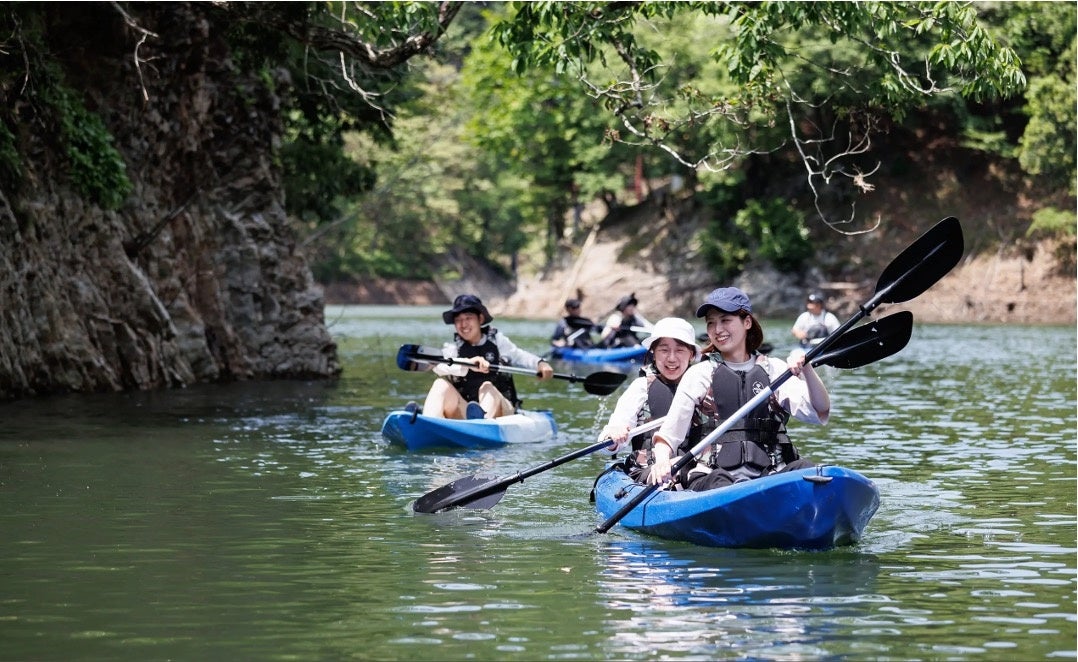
[0,4,338,401]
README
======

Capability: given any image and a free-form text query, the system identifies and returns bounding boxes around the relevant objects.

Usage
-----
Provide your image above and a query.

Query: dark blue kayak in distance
[593,465,880,550]
[381,409,557,451]
[550,345,647,363]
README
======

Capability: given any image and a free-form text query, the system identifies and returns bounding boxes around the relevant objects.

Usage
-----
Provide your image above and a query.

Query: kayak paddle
[596,216,963,535]
[412,418,666,514]
[412,310,913,515]
[396,344,627,396]
[546,326,593,356]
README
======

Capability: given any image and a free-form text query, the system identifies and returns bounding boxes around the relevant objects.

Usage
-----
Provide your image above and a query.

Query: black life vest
[691,354,797,471]
[805,322,829,340]
[562,315,595,348]
[450,328,520,407]
[608,315,642,347]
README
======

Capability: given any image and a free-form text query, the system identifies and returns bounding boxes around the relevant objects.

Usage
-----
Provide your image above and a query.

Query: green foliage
[480,0,1030,234]
[744,199,813,272]
[980,2,1076,190]
[1027,207,1077,240]
[499,1,1026,120]
[698,189,813,282]
[1027,206,1077,273]
[460,10,635,255]
[315,57,518,282]
[49,86,132,210]
[238,0,1042,285]
[222,2,419,228]
[1017,76,1077,192]
[280,133,376,225]
[0,11,131,210]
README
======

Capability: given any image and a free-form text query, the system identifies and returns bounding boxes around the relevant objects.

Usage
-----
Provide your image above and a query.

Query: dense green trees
[269,1,1066,284]
[4,2,1071,285]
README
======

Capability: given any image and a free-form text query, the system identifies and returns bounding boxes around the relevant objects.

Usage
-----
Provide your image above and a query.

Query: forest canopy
[4,1,1073,284]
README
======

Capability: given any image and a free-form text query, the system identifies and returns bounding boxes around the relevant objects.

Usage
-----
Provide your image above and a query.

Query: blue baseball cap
[695,287,752,317]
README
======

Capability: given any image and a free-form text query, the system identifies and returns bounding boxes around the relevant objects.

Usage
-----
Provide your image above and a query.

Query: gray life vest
[690,354,798,471]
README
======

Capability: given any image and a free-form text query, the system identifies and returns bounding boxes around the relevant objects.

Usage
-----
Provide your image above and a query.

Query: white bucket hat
[642,317,700,360]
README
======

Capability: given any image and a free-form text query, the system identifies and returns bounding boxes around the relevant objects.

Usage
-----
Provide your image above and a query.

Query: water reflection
[596,540,882,658]
[0,308,1074,661]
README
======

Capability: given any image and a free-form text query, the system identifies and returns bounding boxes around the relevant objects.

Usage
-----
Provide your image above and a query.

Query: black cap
[807,292,824,304]
[442,294,492,325]
[565,298,582,309]
[615,293,638,312]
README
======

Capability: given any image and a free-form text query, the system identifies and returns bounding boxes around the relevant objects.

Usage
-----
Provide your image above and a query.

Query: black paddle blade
[582,371,628,396]
[565,315,597,330]
[812,311,913,369]
[876,216,963,304]
[413,475,507,514]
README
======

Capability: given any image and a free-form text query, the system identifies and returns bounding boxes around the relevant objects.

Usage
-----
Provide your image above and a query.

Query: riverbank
[322,237,1076,326]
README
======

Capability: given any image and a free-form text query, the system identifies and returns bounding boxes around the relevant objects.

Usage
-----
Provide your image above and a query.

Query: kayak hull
[381,409,557,451]
[551,345,647,363]
[593,465,880,550]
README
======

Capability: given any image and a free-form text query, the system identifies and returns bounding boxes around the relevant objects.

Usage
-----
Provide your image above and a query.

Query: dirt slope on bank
[495,234,1075,326]
[324,235,1076,326]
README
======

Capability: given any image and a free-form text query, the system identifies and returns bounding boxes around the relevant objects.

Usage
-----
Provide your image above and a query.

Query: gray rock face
[0,4,340,400]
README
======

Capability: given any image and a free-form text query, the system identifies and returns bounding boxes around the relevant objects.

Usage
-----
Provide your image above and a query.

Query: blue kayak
[593,465,880,550]
[381,409,557,451]
[550,345,647,363]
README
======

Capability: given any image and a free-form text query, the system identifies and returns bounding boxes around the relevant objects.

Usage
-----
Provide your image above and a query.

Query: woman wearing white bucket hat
[597,317,700,480]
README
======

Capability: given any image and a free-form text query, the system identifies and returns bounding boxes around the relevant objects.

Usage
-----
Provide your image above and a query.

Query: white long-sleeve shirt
[601,374,650,434]
[431,329,543,377]
[653,354,829,452]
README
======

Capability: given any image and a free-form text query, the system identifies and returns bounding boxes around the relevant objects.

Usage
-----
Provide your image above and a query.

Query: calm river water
[1,305,1075,661]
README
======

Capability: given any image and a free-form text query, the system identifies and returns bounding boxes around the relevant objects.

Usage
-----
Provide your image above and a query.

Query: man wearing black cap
[421,294,554,420]
[550,298,598,349]
[791,292,840,348]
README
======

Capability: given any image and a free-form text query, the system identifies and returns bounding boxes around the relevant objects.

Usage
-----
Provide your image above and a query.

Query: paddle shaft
[417,418,665,513]
[565,326,589,344]
[399,344,626,396]
[512,417,664,482]
[410,350,587,383]
[595,219,959,534]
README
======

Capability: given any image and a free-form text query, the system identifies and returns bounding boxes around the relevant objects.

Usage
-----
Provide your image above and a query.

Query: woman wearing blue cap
[421,294,554,420]
[647,287,831,491]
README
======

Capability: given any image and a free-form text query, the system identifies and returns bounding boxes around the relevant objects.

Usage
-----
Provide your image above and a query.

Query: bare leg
[475,382,497,419]
[422,379,465,419]
[476,382,513,419]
